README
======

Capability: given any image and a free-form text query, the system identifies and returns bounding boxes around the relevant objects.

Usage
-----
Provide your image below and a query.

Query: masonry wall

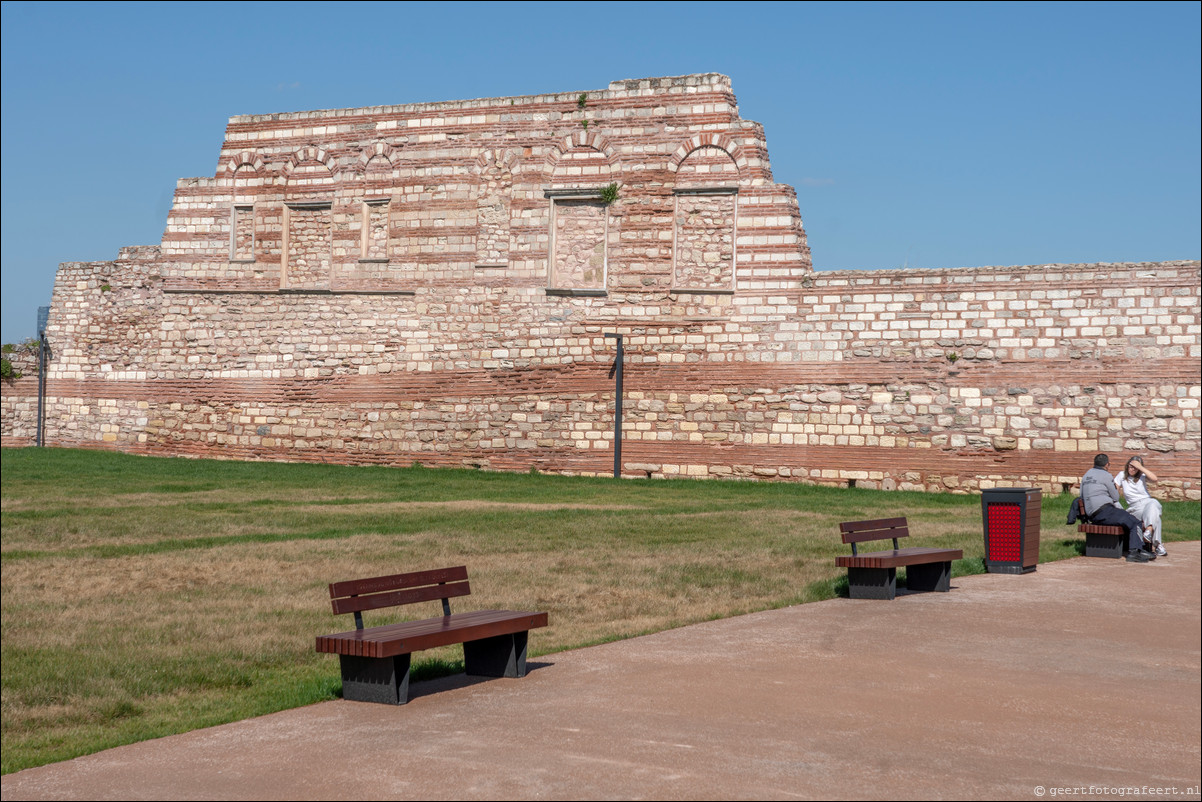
[3,75,1199,499]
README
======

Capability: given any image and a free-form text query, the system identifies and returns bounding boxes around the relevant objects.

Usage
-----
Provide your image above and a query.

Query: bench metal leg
[464,631,529,678]
[1085,531,1125,559]
[339,653,411,705]
[906,561,952,592]
[847,567,896,600]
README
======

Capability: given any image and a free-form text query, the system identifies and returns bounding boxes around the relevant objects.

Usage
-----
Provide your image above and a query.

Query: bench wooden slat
[1078,523,1125,535]
[840,517,907,533]
[839,517,910,544]
[329,565,469,599]
[321,609,537,647]
[836,547,963,569]
[323,609,545,645]
[379,611,546,659]
[331,581,471,616]
[316,609,549,659]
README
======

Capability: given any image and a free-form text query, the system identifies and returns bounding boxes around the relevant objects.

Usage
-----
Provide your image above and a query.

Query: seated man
[1082,454,1155,562]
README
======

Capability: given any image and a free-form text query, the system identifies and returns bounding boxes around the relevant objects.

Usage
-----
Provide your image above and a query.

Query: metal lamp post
[605,333,623,478]
[36,306,49,447]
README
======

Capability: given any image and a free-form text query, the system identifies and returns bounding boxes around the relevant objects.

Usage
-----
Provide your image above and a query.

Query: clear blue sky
[2,0,1199,344]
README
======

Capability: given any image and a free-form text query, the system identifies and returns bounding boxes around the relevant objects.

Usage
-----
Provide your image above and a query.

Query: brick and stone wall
[2,75,1198,499]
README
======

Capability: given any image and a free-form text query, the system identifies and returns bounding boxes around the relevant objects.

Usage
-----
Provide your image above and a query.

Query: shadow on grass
[1060,538,1087,557]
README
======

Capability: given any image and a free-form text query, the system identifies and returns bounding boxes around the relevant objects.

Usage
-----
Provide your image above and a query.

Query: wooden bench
[315,566,548,705]
[836,517,963,600]
[1078,523,1128,559]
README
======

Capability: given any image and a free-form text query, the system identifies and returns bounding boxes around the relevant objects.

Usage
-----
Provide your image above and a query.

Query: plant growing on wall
[0,339,39,381]
[599,182,619,205]
[577,93,588,109]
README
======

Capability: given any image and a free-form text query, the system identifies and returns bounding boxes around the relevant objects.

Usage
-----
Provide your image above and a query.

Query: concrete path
[4,544,1200,801]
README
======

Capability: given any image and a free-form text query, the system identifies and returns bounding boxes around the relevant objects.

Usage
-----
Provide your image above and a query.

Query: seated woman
[1114,455,1166,557]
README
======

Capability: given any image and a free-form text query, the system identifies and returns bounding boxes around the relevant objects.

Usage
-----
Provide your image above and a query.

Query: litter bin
[981,487,1041,574]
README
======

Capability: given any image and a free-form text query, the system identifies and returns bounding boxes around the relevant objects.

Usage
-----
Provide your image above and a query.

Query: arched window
[545,136,615,294]
[228,156,264,262]
[672,146,740,294]
[281,147,336,290]
[475,150,515,268]
[361,154,393,262]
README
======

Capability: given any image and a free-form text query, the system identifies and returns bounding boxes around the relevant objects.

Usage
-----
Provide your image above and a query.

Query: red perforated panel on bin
[986,503,1022,562]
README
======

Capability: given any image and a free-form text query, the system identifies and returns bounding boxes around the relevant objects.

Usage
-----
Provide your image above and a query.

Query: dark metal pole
[605,333,623,478]
[36,333,45,446]
[36,306,49,447]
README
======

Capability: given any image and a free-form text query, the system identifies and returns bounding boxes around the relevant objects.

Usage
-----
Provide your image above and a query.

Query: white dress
[1114,471,1162,546]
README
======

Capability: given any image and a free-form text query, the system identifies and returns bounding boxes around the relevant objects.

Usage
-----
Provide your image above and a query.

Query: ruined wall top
[226,73,735,125]
[161,73,811,297]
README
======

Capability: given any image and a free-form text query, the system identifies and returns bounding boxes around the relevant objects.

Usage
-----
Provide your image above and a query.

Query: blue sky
[2,0,1199,344]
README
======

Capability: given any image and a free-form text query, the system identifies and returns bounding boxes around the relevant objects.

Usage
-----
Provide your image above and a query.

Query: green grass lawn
[2,446,1198,774]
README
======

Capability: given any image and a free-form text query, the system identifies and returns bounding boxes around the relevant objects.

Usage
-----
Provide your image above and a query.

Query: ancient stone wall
[2,75,1198,499]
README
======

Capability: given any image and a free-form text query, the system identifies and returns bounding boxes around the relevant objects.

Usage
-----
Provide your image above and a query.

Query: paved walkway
[4,544,1200,801]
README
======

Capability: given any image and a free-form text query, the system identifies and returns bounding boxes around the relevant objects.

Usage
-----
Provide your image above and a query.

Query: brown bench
[1078,523,1128,559]
[316,566,548,705]
[836,517,963,600]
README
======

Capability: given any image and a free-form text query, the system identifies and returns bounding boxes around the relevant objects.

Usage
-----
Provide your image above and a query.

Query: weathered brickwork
[2,75,1199,499]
